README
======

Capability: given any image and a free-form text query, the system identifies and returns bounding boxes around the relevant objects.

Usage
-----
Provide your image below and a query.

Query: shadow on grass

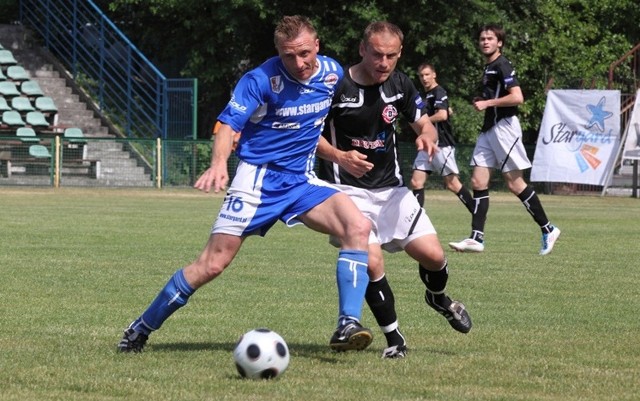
[151,341,355,363]
[150,341,456,362]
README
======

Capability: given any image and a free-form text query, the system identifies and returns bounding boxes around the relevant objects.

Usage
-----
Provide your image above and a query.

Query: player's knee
[410,176,424,190]
[346,214,371,246]
[192,258,227,282]
[367,253,384,279]
[416,246,446,270]
[470,175,487,191]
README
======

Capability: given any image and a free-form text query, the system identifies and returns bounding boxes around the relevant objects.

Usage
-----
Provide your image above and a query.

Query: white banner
[531,90,620,185]
[621,89,640,161]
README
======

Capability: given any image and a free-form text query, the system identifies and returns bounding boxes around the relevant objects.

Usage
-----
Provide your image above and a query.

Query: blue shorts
[212,160,338,237]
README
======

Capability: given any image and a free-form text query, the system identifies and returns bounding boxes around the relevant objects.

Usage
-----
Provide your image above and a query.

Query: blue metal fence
[19,0,196,140]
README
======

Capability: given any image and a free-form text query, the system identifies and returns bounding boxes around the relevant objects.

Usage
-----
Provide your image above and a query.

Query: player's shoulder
[433,84,448,95]
[317,54,343,74]
[382,70,415,92]
[495,54,516,70]
[250,56,281,77]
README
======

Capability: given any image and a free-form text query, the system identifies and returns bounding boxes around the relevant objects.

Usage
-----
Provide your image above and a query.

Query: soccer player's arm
[195,122,239,193]
[411,114,438,159]
[430,108,448,124]
[483,85,523,108]
[212,120,241,150]
[317,136,372,178]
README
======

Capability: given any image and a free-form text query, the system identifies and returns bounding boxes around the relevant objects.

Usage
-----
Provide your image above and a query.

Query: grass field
[1,187,639,401]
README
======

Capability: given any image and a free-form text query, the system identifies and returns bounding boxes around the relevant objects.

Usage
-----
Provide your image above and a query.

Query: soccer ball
[233,328,290,380]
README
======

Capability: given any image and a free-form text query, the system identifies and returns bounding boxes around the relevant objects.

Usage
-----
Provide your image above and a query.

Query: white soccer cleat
[448,238,485,253]
[539,226,561,255]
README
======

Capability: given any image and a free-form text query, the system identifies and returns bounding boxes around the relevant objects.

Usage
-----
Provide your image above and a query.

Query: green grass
[1,187,639,401]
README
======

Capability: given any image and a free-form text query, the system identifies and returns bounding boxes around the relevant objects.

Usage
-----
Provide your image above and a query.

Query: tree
[105,0,640,142]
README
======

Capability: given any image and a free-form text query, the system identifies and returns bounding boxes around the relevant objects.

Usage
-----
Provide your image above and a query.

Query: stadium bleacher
[25,111,49,128]
[0,97,10,112]
[2,110,26,127]
[35,96,57,113]
[16,127,39,143]
[0,49,17,67]
[11,96,35,113]
[0,81,20,97]
[0,45,99,180]
[20,80,44,98]
[7,65,29,81]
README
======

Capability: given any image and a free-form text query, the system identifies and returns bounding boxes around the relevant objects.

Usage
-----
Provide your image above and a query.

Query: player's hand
[473,97,487,111]
[416,134,438,161]
[194,163,229,193]
[338,150,373,178]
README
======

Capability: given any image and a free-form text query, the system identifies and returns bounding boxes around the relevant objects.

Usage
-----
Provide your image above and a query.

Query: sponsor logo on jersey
[381,104,398,124]
[229,95,248,112]
[275,98,332,117]
[270,75,284,94]
[340,94,358,103]
[298,86,316,94]
[324,73,339,88]
[351,137,385,150]
[414,94,425,109]
[272,122,301,129]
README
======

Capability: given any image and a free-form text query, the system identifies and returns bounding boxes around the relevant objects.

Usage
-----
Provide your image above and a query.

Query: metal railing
[19,0,197,140]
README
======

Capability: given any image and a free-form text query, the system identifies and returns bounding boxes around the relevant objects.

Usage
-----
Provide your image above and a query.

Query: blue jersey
[218,55,343,174]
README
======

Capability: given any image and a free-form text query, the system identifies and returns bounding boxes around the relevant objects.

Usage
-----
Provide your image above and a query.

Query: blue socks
[132,252,369,335]
[134,269,195,335]
[336,250,369,326]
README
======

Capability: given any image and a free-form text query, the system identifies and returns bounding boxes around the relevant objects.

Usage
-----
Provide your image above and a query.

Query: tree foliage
[104,0,640,142]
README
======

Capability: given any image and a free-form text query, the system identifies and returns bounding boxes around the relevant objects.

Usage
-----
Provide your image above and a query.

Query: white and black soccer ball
[233,328,290,380]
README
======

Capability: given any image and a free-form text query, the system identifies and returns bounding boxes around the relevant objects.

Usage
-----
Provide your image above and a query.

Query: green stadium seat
[0,81,21,97]
[7,65,29,81]
[0,97,11,112]
[64,127,86,142]
[16,127,39,142]
[0,50,18,67]
[35,96,58,113]
[2,110,26,127]
[26,111,50,128]
[11,96,35,112]
[20,80,44,98]
[28,144,51,158]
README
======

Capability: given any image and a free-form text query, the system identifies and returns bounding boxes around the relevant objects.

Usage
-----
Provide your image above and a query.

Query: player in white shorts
[410,63,473,213]
[318,22,472,359]
[448,24,560,255]
[118,15,374,354]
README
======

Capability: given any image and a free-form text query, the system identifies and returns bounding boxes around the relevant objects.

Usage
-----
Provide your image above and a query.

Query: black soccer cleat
[329,321,373,352]
[425,291,472,334]
[118,327,148,353]
[381,344,408,359]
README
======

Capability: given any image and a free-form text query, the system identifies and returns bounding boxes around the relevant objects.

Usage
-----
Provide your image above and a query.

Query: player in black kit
[317,21,472,358]
[410,62,474,212]
[448,24,560,255]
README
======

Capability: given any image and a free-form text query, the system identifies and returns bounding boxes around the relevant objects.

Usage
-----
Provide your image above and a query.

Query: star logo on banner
[585,97,613,132]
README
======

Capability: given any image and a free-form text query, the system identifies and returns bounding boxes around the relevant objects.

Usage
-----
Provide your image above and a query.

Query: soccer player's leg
[365,245,407,358]
[406,233,472,334]
[295,186,373,352]
[411,151,430,209]
[118,233,241,353]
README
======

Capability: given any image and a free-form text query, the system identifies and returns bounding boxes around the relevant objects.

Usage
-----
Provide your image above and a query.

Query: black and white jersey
[423,85,455,147]
[318,70,424,189]
[481,54,520,132]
